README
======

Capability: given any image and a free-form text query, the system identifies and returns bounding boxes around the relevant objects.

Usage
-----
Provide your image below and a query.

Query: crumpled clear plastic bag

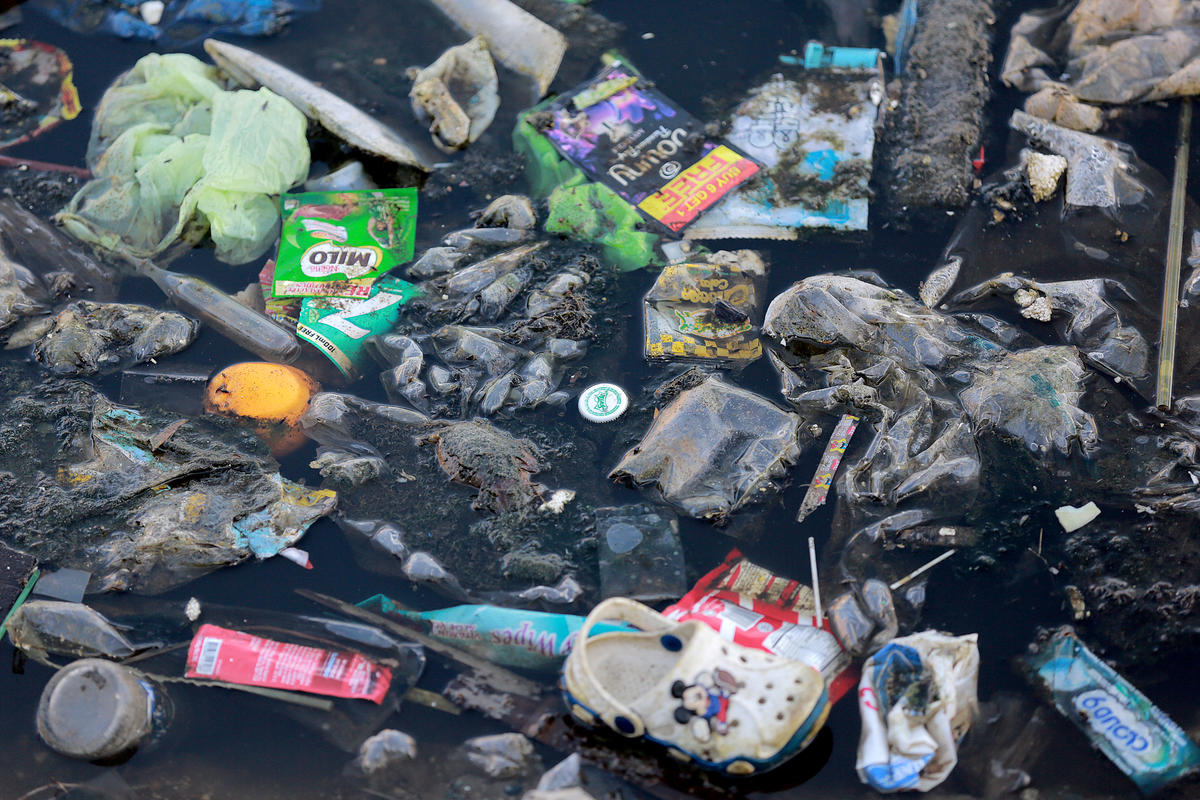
[1002,0,1200,105]
[610,373,802,521]
[957,346,1098,456]
[763,275,1102,546]
[0,381,335,593]
[57,53,309,265]
[950,274,1151,391]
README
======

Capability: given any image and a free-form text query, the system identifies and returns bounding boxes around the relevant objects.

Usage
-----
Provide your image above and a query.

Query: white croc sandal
[561,597,830,775]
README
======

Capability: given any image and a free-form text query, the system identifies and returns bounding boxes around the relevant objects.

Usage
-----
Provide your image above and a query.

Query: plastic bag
[1002,0,1200,105]
[610,374,802,520]
[58,53,309,265]
[0,382,335,593]
[856,631,980,793]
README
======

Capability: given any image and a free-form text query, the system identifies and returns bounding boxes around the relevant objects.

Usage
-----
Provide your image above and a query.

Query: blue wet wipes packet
[1024,628,1200,794]
[357,596,631,672]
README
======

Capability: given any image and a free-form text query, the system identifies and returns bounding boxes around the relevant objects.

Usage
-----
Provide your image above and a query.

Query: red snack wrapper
[185,623,392,704]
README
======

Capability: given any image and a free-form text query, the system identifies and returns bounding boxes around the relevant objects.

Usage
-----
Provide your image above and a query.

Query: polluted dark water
[1,0,1200,799]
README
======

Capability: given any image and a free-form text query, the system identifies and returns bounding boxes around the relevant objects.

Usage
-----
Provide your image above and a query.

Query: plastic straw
[1157,98,1192,410]
[808,536,822,627]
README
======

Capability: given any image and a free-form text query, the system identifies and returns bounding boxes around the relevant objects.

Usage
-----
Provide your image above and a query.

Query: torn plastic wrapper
[797,413,859,522]
[228,474,337,558]
[687,62,883,240]
[296,277,423,380]
[544,175,659,272]
[542,62,760,234]
[856,631,980,793]
[662,552,856,703]
[357,596,629,672]
[1009,110,1144,208]
[409,36,499,152]
[610,374,802,521]
[274,189,418,298]
[186,623,392,703]
[643,253,766,366]
[1023,628,1200,794]
[0,40,81,150]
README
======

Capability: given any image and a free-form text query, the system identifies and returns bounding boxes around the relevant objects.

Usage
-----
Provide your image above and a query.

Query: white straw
[808,536,822,627]
[890,549,956,591]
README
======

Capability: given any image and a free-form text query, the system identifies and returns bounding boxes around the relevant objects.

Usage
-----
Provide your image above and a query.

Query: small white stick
[890,549,956,591]
[808,536,822,627]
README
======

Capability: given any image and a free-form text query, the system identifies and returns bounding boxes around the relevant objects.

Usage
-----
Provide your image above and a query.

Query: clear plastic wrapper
[593,504,685,602]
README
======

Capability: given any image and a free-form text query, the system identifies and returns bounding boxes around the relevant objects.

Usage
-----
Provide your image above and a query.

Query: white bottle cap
[578,383,629,423]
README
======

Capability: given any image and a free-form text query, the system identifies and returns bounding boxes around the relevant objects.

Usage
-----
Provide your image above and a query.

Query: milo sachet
[274,188,418,298]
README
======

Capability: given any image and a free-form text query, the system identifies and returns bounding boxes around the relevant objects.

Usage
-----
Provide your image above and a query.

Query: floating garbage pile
[2,1,1200,799]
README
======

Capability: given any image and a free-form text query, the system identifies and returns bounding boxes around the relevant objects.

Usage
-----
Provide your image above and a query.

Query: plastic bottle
[133,259,302,365]
[36,658,172,763]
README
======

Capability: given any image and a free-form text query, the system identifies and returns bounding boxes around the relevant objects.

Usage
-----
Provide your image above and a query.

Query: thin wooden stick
[1157,98,1192,410]
[0,155,91,178]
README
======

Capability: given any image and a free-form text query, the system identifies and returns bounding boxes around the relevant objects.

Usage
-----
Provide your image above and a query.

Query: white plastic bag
[856,631,979,792]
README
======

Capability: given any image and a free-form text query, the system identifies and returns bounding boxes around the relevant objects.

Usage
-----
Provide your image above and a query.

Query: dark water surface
[0,1,1197,798]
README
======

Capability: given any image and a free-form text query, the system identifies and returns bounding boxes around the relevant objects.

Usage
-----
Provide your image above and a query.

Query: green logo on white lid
[579,383,629,423]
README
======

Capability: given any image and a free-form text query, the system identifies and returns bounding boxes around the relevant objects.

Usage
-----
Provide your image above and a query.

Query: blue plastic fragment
[895,0,919,74]
[32,0,320,46]
[802,41,881,71]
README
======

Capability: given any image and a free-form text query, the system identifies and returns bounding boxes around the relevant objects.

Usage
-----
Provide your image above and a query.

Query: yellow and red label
[637,146,760,232]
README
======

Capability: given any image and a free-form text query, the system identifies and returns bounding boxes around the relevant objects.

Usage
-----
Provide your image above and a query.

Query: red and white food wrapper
[185,624,392,704]
[663,551,858,703]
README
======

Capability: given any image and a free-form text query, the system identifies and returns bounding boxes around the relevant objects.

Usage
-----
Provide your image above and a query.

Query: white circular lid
[578,383,629,423]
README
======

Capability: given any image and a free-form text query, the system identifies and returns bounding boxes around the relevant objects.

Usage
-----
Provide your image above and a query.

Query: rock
[1026,151,1067,202]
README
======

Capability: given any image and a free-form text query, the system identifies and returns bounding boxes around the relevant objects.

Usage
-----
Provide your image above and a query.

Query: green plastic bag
[58,53,309,265]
